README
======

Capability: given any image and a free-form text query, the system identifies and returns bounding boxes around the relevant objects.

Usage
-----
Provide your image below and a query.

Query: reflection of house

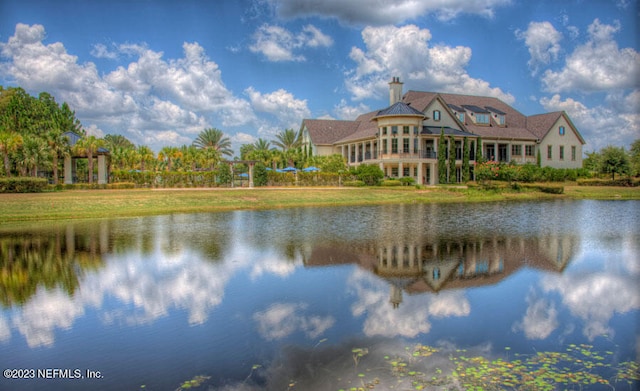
[303,235,578,308]
[301,77,585,184]
[63,131,110,184]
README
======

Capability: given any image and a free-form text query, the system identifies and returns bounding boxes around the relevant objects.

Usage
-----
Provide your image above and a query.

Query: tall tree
[17,135,49,176]
[273,128,301,152]
[0,130,23,176]
[193,128,233,158]
[462,137,470,182]
[158,146,183,172]
[599,145,630,180]
[629,139,640,176]
[438,128,447,184]
[73,135,104,183]
[448,136,456,183]
[137,145,155,171]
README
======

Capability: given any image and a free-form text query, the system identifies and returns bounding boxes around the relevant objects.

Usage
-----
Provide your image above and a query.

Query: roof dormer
[462,105,490,126]
[486,106,506,127]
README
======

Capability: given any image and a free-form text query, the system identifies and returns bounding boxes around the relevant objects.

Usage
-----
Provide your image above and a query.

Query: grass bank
[0,185,638,226]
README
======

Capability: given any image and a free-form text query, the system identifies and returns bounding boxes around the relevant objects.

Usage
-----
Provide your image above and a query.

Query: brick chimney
[389,76,403,105]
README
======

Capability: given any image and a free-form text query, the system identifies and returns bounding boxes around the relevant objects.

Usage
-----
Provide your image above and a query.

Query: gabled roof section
[461,105,490,114]
[302,119,360,145]
[373,101,425,119]
[527,111,586,144]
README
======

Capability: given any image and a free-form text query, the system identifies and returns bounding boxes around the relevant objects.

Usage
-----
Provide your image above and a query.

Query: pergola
[63,132,110,185]
[224,160,258,188]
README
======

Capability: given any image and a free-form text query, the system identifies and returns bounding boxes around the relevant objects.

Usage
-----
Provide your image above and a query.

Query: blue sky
[1,0,637,154]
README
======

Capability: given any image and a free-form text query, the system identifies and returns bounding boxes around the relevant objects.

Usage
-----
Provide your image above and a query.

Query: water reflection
[0,201,638,391]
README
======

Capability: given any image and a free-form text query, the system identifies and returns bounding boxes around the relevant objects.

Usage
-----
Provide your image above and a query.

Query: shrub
[107,182,136,189]
[0,177,48,193]
[399,177,415,186]
[351,164,384,186]
[381,179,402,186]
[342,180,366,187]
[577,178,638,187]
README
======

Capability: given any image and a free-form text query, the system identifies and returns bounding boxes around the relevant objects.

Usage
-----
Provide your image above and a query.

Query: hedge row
[0,177,48,193]
[110,170,221,188]
[266,172,343,187]
[576,178,639,187]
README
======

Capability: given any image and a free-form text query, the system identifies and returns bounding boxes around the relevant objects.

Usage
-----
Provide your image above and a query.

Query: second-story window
[433,110,441,121]
[458,113,465,123]
[403,126,410,134]
[476,114,489,124]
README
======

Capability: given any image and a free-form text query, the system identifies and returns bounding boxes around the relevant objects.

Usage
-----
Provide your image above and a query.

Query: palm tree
[193,128,233,158]
[45,128,70,184]
[137,145,155,171]
[0,130,23,176]
[73,135,104,183]
[158,146,182,172]
[17,135,49,177]
[273,129,301,152]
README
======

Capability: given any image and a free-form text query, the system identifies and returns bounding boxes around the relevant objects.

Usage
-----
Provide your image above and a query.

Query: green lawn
[0,185,637,226]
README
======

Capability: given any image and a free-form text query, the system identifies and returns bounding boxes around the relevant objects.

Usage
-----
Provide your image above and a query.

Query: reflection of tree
[0,224,107,308]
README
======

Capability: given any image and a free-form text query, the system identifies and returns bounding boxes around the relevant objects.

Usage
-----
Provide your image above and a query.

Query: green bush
[399,177,415,186]
[110,170,220,188]
[342,180,366,187]
[381,179,402,186]
[577,178,638,187]
[351,164,384,186]
[0,177,48,193]
[107,182,136,189]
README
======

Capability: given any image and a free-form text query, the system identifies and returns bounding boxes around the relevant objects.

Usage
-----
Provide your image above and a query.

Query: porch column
[347,144,352,164]
[398,161,403,178]
[430,163,436,185]
[417,162,423,185]
[249,162,255,188]
[97,155,107,185]
[64,155,73,185]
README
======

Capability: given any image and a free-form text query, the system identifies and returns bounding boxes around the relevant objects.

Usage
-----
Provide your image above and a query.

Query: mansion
[301,77,585,184]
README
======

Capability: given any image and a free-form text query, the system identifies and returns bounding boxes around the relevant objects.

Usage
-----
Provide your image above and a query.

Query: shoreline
[1,185,638,228]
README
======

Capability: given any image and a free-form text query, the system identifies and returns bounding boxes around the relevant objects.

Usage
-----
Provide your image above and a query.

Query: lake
[0,200,638,390]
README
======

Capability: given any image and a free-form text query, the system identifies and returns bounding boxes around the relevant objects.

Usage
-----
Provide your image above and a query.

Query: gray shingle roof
[374,102,425,118]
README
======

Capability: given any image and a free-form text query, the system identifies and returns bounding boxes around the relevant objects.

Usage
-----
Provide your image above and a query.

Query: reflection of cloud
[513,291,558,340]
[541,273,640,340]
[11,289,85,347]
[5,228,305,347]
[253,302,335,341]
[348,269,470,338]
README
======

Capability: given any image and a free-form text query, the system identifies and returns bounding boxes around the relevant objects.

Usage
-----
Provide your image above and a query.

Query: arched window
[433,110,441,121]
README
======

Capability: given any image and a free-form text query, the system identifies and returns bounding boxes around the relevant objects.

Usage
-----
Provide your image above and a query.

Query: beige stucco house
[301,77,585,184]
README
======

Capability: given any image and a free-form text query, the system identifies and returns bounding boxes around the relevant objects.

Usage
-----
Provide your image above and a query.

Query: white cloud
[246,87,311,128]
[540,91,639,150]
[253,302,335,341]
[345,25,514,103]
[0,23,256,152]
[334,99,370,120]
[542,19,640,93]
[249,24,332,62]
[266,0,512,24]
[515,21,563,74]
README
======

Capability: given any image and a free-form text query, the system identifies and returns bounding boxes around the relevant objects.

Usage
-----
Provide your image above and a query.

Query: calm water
[0,200,638,390]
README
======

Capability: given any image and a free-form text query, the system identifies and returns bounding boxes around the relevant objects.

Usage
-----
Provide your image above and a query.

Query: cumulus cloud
[245,86,311,129]
[542,19,640,93]
[253,302,335,340]
[345,25,514,103]
[540,92,639,150]
[0,23,256,151]
[515,21,563,74]
[334,99,370,120]
[249,23,332,62]
[266,0,511,24]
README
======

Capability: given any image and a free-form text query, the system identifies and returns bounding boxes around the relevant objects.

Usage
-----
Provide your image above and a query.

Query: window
[433,110,441,121]
[496,115,505,125]
[413,126,419,135]
[559,126,565,136]
[511,145,522,156]
[403,167,410,177]
[547,145,553,160]
[382,127,387,135]
[413,138,419,153]
[392,138,398,153]
[476,114,489,124]
[391,126,398,135]
[403,126,410,134]
[525,145,534,156]
[403,138,410,153]
[559,146,565,160]
[382,139,388,154]
[391,167,398,177]
[571,146,576,161]
[458,113,465,123]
